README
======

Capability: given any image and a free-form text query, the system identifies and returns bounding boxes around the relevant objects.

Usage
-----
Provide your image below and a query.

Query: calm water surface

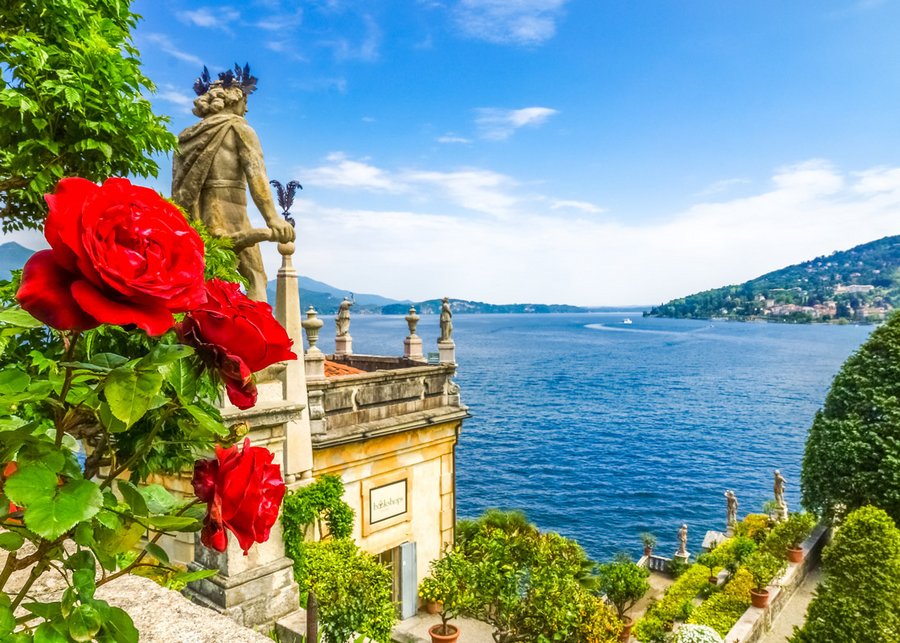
[321,313,873,562]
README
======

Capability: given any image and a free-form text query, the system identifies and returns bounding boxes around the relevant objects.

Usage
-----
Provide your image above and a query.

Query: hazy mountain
[0,242,35,279]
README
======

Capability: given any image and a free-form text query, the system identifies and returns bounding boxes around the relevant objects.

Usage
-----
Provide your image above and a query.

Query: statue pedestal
[335,335,352,357]
[673,551,690,565]
[437,339,456,364]
[404,335,425,361]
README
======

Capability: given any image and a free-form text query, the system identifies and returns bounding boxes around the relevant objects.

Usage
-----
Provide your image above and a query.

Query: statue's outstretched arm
[239,126,295,244]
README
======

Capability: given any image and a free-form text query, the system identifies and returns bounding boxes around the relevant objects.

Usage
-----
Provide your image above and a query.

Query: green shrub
[802,311,900,523]
[687,592,749,636]
[723,568,754,602]
[634,564,713,641]
[734,514,771,543]
[596,555,650,619]
[790,506,900,642]
[743,551,786,591]
[763,512,816,558]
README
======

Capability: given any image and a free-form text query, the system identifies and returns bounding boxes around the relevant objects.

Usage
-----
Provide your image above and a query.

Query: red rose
[16,177,206,336]
[178,279,296,409]
[191,438,286,555]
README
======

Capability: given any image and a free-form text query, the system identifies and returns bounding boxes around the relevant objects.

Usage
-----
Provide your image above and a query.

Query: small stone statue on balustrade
[675,523,690,562]
[774,470,788,522]
[439,297,453,341]
[335,299,353,356]
[172,64,295,302]
[725,490,738,532]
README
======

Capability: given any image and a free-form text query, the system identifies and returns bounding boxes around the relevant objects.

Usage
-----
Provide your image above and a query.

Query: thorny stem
[55,331,82,447]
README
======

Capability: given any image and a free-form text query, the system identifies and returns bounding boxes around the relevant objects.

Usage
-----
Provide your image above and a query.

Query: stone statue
[774,470,788,522]
[725,490,738,528]
[677,523,689,557]
[439,297,453,342]
[172,64,295,302]
[335,299,352,337]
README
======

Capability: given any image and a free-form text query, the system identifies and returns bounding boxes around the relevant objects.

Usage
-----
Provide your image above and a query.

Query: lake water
[322,313,873,563]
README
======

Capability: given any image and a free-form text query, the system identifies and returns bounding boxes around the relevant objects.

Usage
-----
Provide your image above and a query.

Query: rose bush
[178,278,296,408]
[16,177,206,336]
[0,177,294,641]
[192,438,286,554]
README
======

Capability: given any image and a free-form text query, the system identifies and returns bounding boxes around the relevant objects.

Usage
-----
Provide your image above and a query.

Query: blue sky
[6,0,900,305]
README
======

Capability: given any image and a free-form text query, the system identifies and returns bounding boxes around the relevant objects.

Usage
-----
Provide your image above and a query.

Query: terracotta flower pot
[425,600,443,615]
[619,616,634,642]
[643,546,653,557]
[708,575,718,585]
[750,588,770,608]
[429,623,460,643]
[787,547,804,563]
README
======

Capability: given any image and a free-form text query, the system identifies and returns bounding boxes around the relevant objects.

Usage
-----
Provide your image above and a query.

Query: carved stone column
[437,339,456,365]
[403,306,425,361]
[185,405,303,630]
[274,242,313,483]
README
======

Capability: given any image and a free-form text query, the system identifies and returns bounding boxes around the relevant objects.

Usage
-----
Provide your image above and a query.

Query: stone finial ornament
[405,306,420,337]
[301,306,324,351]
[172,63,295,302]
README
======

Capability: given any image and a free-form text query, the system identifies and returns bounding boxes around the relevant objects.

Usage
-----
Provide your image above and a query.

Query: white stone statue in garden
[336,299,352,337]
[677,523,689,557]
[725,489,738,528]
[774,469,788,522]
[439,297,453,342]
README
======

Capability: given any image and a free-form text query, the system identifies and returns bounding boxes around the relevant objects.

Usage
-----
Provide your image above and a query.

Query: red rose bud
[191,439,286,555]
[16,177,206,335]
[178,279,296,409]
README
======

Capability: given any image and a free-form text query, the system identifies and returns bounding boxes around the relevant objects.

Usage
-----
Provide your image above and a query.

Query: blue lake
[320,313,873,563]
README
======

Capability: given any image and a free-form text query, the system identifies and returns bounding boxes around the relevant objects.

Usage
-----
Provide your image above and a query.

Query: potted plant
[696,545,727,584]
[764,512,816,563]
[640,532,657,557]
[421,551,474,643]
[596,554,651,641]
[743,551,786,608]
[418,575,443,614]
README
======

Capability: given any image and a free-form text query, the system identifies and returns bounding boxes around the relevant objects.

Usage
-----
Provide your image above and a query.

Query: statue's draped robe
[172,113,253,220]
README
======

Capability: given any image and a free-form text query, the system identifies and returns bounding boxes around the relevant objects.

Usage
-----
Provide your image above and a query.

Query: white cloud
[320,14,381,62]
[301,153,405,192]
[143,33,205,67]
[177,7,241,29]
[551,200,605,214]
[475,106,558,140]
[269,159,900,306]
[696,177,751,197]
[155,84,195,114]
[436,134,472,144]
[453,0,569,46]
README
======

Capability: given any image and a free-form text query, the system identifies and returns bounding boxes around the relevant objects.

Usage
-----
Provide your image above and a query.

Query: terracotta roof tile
[324,360,365,378]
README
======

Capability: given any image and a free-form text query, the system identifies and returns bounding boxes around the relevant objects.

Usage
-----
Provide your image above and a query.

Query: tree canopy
[801,311,900,522]
[790,506,900,642]
[0,0,176,231]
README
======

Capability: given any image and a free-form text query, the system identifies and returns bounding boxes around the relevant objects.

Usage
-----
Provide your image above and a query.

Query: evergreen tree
[0,0,176,231]
[790,506,900,643]
[801,311,900,522]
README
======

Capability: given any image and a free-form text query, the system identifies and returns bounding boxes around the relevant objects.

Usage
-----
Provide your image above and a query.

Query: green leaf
[34,622,69,643]
[90,353,128,370]
[147,515,200,531]
[0,601,13,635]
[65,550,95,572]
[20,479,103,540]
[21,602,61,620]
[143,542,169,564]
[4,464,58,506]
[74,521,94,546]
[143,343,193,366]
[140,484,176,514]
[0,531,24,551]
[117,480,148,517]
[68,604,102,641]
[95,520,144,557]
[0,369,30,395]
[98,606,138,643]
[97,402,127,433]
[171,568,218,584]
[0,307,42,328]
[72,568,95,600]
[183,404,228,436]
[104,366,163,428]
[165,358,197,400]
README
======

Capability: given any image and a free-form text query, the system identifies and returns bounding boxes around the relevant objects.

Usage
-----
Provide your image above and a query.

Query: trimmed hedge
[634,564,716,642]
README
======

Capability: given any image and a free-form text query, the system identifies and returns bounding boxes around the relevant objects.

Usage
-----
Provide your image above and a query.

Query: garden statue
[336,298,352,337]
[725,489,738,528]
[439,297,453,341]
[677,523,689,557]
[172,64,295,302]
[774,470,788,522]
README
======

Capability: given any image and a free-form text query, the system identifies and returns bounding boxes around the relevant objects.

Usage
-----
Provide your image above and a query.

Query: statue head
[191,64,257,118]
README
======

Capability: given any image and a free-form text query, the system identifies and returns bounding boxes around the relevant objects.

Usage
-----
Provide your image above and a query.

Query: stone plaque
[370,480,407,524]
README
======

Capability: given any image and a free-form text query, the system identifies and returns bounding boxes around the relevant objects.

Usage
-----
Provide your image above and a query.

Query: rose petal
[16,250,100,331]
[192,458,219,503]
[70,280,174,336]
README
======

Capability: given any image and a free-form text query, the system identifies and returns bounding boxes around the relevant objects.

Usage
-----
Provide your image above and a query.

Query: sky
[5,0,900,306]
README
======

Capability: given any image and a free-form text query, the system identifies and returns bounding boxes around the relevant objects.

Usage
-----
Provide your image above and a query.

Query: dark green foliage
[790,506,900,643]
[801,312,900,523]
[647,236,900,321]
[0,0,176,231]
[743,551,786,591]
[596,554,650,619]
